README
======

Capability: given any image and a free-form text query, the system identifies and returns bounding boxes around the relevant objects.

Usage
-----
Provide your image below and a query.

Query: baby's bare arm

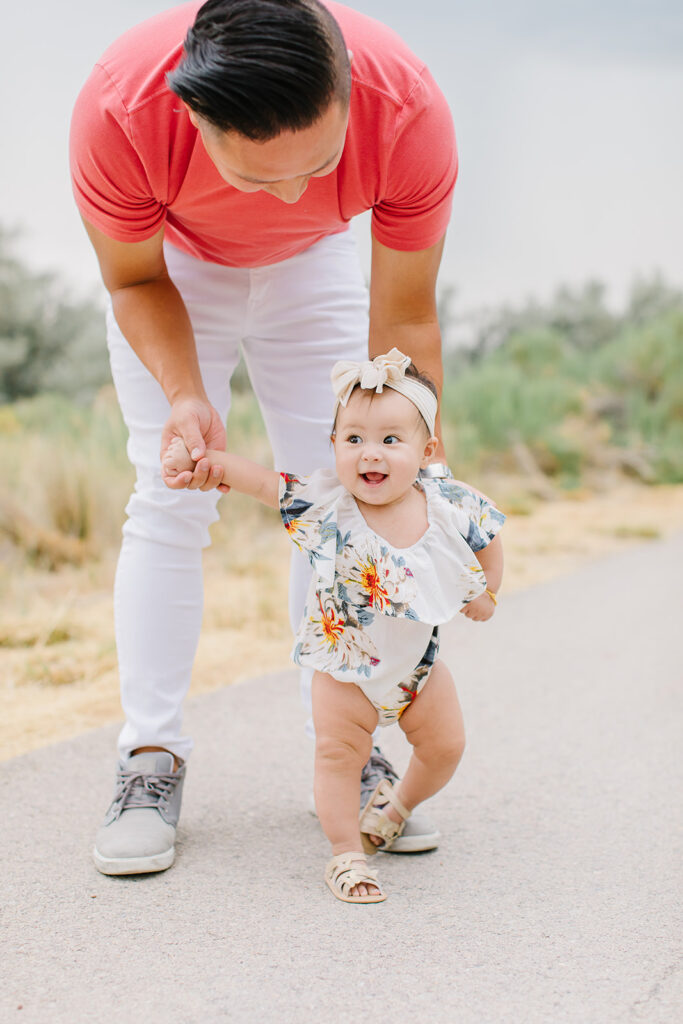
[205,449,279,508]
[476,534,503,593]
[461,535,503,622]
[162,438,280,509]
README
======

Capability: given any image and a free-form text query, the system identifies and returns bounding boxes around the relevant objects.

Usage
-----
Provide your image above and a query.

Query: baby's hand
[460,591,496,622]
[162,437,196,478]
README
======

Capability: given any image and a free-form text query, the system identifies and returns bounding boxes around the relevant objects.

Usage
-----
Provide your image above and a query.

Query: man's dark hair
[167,0,351,140]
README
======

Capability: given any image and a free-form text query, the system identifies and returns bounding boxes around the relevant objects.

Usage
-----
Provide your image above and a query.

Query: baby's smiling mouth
[361,472,387,484]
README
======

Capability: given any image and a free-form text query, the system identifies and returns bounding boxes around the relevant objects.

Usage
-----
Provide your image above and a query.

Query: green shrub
[0,229,110,403]
[442,301,683,485]
[442,357,581,457]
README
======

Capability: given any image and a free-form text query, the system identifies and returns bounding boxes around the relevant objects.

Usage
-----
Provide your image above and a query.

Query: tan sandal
[359,779,411,856]
[324,852,386,904]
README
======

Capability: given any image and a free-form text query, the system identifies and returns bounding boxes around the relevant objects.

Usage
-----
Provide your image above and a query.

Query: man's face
[188,101,349,204]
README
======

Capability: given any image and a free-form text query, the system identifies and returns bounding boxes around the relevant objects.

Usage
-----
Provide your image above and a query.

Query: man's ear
[183,102,200,129]
[421,436,439,465]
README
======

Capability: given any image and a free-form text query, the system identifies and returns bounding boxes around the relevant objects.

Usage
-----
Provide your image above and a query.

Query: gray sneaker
[360,746,440,854]
[93,752,186,876]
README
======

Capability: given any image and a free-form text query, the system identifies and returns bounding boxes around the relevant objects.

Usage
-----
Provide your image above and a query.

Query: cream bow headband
[331,348,437,435]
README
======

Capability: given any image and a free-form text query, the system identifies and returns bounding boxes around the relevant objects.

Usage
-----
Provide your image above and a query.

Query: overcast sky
[3,0,682,311]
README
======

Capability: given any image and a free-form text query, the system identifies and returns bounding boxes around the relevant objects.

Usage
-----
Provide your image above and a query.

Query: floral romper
[279,470,505,726]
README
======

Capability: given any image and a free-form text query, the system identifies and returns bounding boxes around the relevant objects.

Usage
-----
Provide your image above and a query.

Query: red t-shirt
[70,0,457,267]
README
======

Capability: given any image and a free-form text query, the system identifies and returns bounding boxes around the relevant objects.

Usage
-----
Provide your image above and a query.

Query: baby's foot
[325,852,385,903]
[359,779,410,853]
[347,857,381,898]
[162,437,195,477]
[366,802,403,847]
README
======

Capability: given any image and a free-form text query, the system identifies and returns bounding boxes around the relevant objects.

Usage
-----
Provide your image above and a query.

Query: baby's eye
[383,435,400,445]
[346,434,362,444]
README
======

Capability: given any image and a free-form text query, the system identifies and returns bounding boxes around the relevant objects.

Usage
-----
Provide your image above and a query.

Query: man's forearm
[111,277,206,405]
[369,318,445,457]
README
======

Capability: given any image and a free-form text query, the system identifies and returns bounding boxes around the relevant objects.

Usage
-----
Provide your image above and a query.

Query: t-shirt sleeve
[436,480,505,552]
[371,68,458,252]
[69,63,166,241]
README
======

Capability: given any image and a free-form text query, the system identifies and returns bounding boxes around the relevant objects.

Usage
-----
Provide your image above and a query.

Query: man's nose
[267,177,310,204]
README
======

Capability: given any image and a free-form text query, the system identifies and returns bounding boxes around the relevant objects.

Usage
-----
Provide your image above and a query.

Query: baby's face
[333,388,436,508]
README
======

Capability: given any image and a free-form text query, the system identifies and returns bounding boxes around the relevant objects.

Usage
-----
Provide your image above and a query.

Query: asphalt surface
[3,533,682,1024]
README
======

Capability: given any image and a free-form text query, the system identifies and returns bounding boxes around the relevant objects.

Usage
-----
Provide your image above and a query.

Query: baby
[163,348,504,902]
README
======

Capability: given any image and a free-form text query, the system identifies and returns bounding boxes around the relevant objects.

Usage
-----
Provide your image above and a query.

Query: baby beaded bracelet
[485,588,498,605]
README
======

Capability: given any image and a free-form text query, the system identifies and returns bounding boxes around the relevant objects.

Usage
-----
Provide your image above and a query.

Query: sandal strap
[376,779,410,822]
[326,853,380,896]
[364,813,402,843]
[359,779,411,843]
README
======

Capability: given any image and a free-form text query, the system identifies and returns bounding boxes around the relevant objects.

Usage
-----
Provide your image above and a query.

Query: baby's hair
[404,362,438,399]
[331,361,437,437]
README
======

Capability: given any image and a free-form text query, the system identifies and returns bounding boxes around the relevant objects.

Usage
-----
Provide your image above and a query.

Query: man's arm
[82,219,225,490]
[369,235,447,461]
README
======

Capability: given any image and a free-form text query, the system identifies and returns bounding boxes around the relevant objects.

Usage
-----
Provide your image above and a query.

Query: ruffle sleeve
[278,469,346,587]
[387,478,505,624]
[430,479,506,552]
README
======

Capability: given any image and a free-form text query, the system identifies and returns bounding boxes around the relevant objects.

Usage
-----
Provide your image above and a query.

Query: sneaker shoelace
[360,747,399,807]
[110,769,180,818]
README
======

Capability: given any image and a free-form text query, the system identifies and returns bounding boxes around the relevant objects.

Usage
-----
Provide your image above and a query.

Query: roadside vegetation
[440,278,683,492]
[1,226,681,571]
[2,226,682,757]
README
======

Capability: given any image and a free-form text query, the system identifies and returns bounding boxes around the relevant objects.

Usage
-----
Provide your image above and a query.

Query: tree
[0,227,110,403]
[444,276,683,366]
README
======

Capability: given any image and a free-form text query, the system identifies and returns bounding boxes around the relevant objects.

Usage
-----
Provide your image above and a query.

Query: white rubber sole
[309,793,441,853]
[384,829,441,854]
[92,845,175,876]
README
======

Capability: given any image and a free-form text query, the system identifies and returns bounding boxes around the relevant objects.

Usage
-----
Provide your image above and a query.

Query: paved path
[3,534,682,1024]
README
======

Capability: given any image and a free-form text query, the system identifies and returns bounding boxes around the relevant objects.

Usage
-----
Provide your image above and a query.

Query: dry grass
[0,498,292,759]
[3,480,683,761]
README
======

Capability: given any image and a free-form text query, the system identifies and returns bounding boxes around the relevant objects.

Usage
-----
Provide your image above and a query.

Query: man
[70,0,457,875]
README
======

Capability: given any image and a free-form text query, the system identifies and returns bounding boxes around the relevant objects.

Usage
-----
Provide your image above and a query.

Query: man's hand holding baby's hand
[162,437,197,483]
[162,437,228,491]
[460,591,496,622]
[160,398,229,492]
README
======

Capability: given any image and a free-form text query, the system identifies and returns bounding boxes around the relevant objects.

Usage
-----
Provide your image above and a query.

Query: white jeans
[106,231,369,760]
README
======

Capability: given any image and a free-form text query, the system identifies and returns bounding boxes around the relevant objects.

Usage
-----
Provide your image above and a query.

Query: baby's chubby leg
[372,660,465,839]
[312,671,379,896]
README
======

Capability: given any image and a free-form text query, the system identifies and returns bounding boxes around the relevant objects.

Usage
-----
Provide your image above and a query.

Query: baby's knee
[432,727,466,772]
[315,728,372,775]
[450,727,466,767]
